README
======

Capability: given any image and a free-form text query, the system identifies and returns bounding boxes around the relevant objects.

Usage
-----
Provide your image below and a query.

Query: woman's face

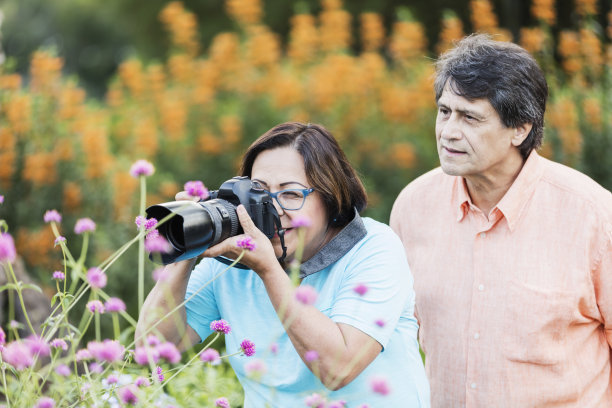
[251,146,330,263]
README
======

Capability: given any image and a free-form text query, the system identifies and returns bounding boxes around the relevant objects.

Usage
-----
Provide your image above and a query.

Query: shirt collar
[452,150,544,231]
[299,209,367,278]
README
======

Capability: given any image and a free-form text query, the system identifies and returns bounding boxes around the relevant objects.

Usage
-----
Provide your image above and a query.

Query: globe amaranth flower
[0,327,5,345]
[155,366,164,383]
[215,397,231,408]
[43,209,62,224]
[52,271,65,280]
[50,338,68,351]
[240,339,256,357]
[353,283,369,296]
[26,335,50,357]
[146,334,161,346]
[129,159,155,178]
[244,359,266,379]
[75,348,92,361]
[118,384,139,405]
[295,285,318,305]
[200,348,221,365]
[86,300,105,314]
[87,339,125,364]
[304,393,327,408]
[135,376,150,387]
[87,267,107,289]
[135,216,159,238]
[74,218,96,234]
[329,401,348,408]
[236,236,256,251]
[133,346,160,365]
[0,232,17,263]
[144,235,172,254]
[106,373,119,384]
[55,364,71,376]
[304,350,319,362]
[184,180,209,200]
[157,341,181,364]
[2,341,34,370]
[210,319,231,334]
[369,376,391,396]
[54,236,66,246]
[34,397,55,408]
[105,297,126,313]
[0,195,4,204]
[375,318,385,327]
[89,362,103,373]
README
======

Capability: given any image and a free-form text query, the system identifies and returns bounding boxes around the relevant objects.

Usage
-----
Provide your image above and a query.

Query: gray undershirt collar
[299,209,367,278]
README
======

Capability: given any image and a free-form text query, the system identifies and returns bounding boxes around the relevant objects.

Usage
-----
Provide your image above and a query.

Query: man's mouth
[443,146,466,154]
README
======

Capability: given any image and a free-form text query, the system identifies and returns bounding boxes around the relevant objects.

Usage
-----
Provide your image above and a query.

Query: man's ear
[511,123,533,147]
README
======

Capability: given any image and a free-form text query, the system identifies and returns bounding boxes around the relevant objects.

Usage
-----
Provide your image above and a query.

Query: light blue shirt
[185,215,430,407]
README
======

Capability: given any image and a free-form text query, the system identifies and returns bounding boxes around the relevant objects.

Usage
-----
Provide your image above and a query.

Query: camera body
[146,176,281,265]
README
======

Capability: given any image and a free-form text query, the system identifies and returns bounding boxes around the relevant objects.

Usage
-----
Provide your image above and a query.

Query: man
[390,34,612,407]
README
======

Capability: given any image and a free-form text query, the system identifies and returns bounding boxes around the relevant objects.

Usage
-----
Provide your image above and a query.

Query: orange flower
[16,227,57,269]
[147,64,166,101]
[270,71,304,109]
[390,142,417,169]
[219,115,242,145]
[582,97,602,131]
[58,84,86,120]
[81,114,114,179]
[437,11,464,55]
[575,0,597,16]
[159,1,200,55]
[198,132,223,155]
[113,171,138,221]
[245,25,281,68]
[29,51,63,94]
[0,74,22,91]
[580,28,603,75]
[225,0,263,26]
[192,61,218,105]
[160,92,187,141]
[547,97,581,155]
[118,59,145,99]
[133,117,159,158]
[106,84,124,108]
[469,0,499,33]
[520,27,546,54]
[531,0,555,25]
[288,13,319,65]
[360,12,385,52]
[158,181,181,201]
[558,31,582,75]
[5,94,32,134]
[63,182,82,213]
[23,151,57,186]
[389,21,428,63]
[319,5,352,53]
[0,128,16,188]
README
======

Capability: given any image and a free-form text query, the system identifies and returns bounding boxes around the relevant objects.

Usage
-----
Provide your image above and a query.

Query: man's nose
[439,115,462,140]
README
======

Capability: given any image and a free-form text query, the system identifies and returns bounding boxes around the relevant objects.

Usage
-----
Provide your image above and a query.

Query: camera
[146,176,285,265]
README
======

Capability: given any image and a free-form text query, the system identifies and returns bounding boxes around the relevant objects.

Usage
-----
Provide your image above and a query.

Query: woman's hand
[201,205,280,276]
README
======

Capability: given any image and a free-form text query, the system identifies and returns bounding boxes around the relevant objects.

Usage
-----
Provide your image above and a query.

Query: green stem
[1,356,11,408]
[138,175,146,314]
[5,262,36,334]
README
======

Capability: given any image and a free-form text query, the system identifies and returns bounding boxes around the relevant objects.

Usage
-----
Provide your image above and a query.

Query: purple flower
[0,327,5,345]
[156,341,181,364]
[2,341,34,370]
[34,397,55,408]
[155,366,164,383]
[369,376,391,396]
[135,216,158,238]
[86,267,107,289]
[105,297,126,313]
[107,374,119,384]
[144,235,172,254]
[118,384,139,405]
[50,339,68,351]
[200,348,221,365]
[304,393,326,408]
[0,195,3,204]
[269,342,278,355]
[184,180,209,200]
[52,271,65,280]
[87,339,125,364]
[0,233,17,263]
[353,283,368,296]
[43,210,62,224]
[55,364,70,376]
[133,346,159,365]
[130,159,155,178]
[236,236,256,251]
[146,335,162,346]
[245,359,266,378]
[240,339,256,357]
[305,350,319,362]
[89,362,103,373]
[375,318,385,327]
[54,236,66,246]
[295,285,318,305]
[135,376,150,387]
[329,401,347,408]
[215,397,231,408]
[74,218,96,234]
[210,319,231,334]
[75,348,92,361]
[291,216,312,228]
[86,300,105,314]
[26,335,50,357]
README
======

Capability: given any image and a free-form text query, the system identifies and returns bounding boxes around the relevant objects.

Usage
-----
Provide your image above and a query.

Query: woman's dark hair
[240,122,367,228]
[434,34,548,159]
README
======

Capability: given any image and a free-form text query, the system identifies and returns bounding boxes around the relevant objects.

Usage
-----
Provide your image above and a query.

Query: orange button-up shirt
[390,151,612,407]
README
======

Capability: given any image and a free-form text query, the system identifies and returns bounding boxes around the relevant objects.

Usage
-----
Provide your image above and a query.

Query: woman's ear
[511,123,533,147]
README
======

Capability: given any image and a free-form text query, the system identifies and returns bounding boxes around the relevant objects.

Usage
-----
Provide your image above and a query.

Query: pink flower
[145,235,172,253]
[0,195,3,204]
[215,397,231,408]
[107,374,119,384]
[375,318,385,327]
[146,335,162,346]
[329,401,347,408]
[304,393,326,408]
[26,335,50,357]
[269,342,278,355]
[129,159,155,178]
[155,366,164,382]
[89,362,103,373]
[353,283,368,296]
[2,341,33,370]
[152,267,168,282]
[244,359,266,378]
[240,339,256,357]
[135,376,150,387]
[200,348,221,365]
[295,285,317,305]
[0,233,17,263]
[54,236,66,246]
[52,271,65,280]
[236,236,256,251]
[87,339,124,363]
[43,210,62,224]
[370,376,391,396]
[50,339,68,351]
[291,216,312,228]
[55,364,70,376]
[75,348,92,361]
[74,218,96,234]
[118,384,139,405]
[86,300,105,314]
[87,267,107,289]
[156,341,181,364]
[135,216,159,238]
[184,180,209,200]
[305,350,319,362]
[133,346,160,365]
[0,327,5,345]
[34,397,55,408]
[210,319,231,334]
[105,297,126,313]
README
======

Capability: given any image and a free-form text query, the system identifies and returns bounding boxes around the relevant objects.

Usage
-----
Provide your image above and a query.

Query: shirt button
[480,232,486,238]
[474,333,480,339]
[471,382,477,389]
[478,284,485,291]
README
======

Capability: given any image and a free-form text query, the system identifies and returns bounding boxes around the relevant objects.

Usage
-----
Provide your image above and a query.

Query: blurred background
[0,0,611,331]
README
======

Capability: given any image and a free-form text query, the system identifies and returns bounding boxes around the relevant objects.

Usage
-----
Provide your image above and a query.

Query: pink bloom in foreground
[353,283,368,296]
[74,218,96,234]
[245,359,267,378]
[305,350,319,362]
[106,374,119,384]
[304,393,326,408]
[2,341,34,370]
[50,339,68,351]
[157,341,181,364]
[155,366,164,382]
[200,348,221,365]
[55,364,70,376]
[35,397,55,408]
[295,285,317,305]
[88,339,125,363]
[52,271,65,280]
[329,401,347,408]
[269,342,278,355]
[89,362,103,374]
[135,376,150,387]
[375,318,385,327]
[370,376,391,396]
[26,335,50,357]
[236,236,256,251]
[184,180,209,200]
[240,339,256,357]
[43,210,62,224]
[54,236,66,246]
[86,300,105,314]
[105,297,126,313]
[0,327,5,345]
[129,159,154,178]
[291,215,312,228]
[133,346,160,365]
[0,233,17,263]
[215,397,231,408]
[75,348,92,361]
[87,267,107,289]
[145,235,172,253]
[210,319,231,334]
[146,334,162,347]
[118,384,139,405]
[0,195,3,204]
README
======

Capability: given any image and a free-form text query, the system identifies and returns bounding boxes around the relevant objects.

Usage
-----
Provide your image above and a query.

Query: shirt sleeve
[594,221,612,348]
[184,257,222,343]
[329,224,413,349]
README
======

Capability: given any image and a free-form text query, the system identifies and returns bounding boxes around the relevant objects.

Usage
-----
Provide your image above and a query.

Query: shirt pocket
[501,279,575,366]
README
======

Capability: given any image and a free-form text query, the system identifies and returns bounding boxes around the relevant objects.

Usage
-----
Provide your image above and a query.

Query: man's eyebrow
[436,102,485,119]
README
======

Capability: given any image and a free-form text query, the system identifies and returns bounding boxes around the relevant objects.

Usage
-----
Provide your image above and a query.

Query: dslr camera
[146,176,285,265]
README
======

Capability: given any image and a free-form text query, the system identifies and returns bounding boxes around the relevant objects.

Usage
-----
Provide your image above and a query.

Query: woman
[136,122,430,407]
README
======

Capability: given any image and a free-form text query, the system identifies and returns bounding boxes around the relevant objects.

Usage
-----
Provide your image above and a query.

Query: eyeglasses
[265,188,315,211]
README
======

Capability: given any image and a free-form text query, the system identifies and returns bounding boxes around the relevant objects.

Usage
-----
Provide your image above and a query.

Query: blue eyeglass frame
[264,188,315,211]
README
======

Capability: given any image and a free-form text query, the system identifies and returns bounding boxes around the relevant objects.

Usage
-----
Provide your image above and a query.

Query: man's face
[435,82,524,181]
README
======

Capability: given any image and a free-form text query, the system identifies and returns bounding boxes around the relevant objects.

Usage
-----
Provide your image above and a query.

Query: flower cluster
[236,236,256,251]
[240,339,256,357]
[210,319,232,334]
[184,180,209,200]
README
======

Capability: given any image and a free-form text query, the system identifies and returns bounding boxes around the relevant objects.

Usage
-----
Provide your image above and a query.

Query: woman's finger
[236,205,259,235]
